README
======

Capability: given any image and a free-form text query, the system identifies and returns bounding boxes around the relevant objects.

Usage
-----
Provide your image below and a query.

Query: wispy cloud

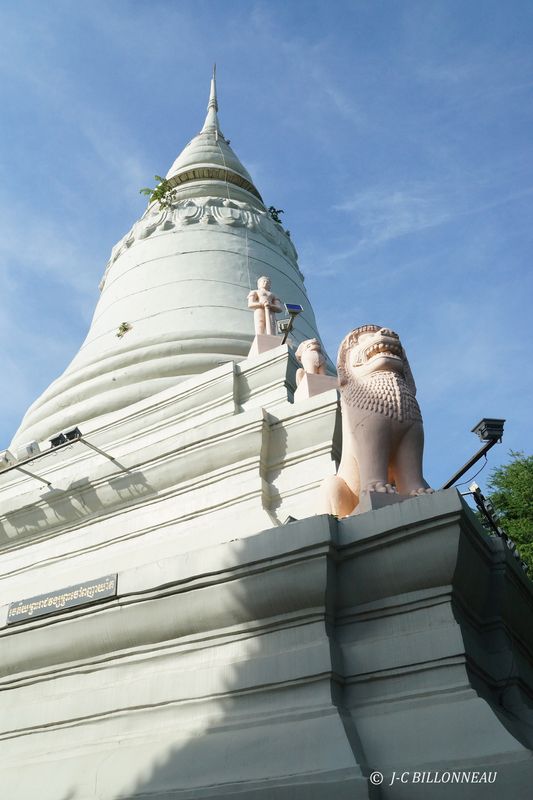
[336,185,451,245]
[332,178,533,258]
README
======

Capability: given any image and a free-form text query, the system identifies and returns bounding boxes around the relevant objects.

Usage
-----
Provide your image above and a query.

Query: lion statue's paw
[365,482,397,494]
[409,487,435,496]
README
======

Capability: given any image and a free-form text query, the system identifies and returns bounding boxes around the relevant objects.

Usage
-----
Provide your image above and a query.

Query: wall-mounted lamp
[280,303,304,345]
[441,417,505,490]
[0,425,126,489]
[64,427,82,442]
[50,433,68,448]
[471,418,505,443]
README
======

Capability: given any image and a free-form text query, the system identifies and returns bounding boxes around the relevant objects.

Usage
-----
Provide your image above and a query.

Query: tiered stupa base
[1,347,532,798]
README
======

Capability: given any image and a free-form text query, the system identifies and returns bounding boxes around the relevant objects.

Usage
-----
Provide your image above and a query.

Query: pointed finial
[201,64,222,134]
[208,63,218,112]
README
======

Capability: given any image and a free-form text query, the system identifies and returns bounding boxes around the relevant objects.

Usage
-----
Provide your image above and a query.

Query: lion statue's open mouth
[362,340,403,362]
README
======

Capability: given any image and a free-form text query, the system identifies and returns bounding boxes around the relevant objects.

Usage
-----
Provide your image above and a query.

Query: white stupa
[1,71,532,800]
[12,68,326,448]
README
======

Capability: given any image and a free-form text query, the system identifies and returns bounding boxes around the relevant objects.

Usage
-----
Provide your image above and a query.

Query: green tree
[486,451,533,571]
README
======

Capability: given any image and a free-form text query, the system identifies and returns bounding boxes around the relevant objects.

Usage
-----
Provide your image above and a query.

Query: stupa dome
[11,70,328,448]
[166,134,258,196]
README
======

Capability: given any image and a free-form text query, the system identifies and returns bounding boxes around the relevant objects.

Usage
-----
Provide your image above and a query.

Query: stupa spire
[201,64,221,134]
[165,64,260,198]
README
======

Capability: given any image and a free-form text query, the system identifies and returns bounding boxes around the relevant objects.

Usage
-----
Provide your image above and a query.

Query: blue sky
[1,0,532,493]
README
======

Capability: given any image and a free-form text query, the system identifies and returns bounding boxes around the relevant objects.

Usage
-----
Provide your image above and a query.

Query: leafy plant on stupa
[140,175,177,209]
[116,322,132,338]
[268,206,284,224]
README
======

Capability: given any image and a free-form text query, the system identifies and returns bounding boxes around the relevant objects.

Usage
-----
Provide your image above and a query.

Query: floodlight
[471,418,505,442]
[441,417,505,490]
[64,427,83,441]
[49,433,68,448]
[277,319,291,334]
[285,303,303,316]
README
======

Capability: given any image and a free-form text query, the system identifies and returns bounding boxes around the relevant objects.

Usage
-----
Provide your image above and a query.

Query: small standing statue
[247,276,284,336]
[295,338,327,385]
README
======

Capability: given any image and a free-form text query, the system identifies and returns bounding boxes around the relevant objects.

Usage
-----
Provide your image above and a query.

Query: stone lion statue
[319,324,433,516]
[294,338,326,385]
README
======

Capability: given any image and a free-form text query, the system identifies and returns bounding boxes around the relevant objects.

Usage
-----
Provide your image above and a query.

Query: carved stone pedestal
[247,334,284,358]
[294,372,338,401]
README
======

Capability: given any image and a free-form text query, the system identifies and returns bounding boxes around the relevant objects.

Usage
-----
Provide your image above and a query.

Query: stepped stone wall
[1,487,532,798]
